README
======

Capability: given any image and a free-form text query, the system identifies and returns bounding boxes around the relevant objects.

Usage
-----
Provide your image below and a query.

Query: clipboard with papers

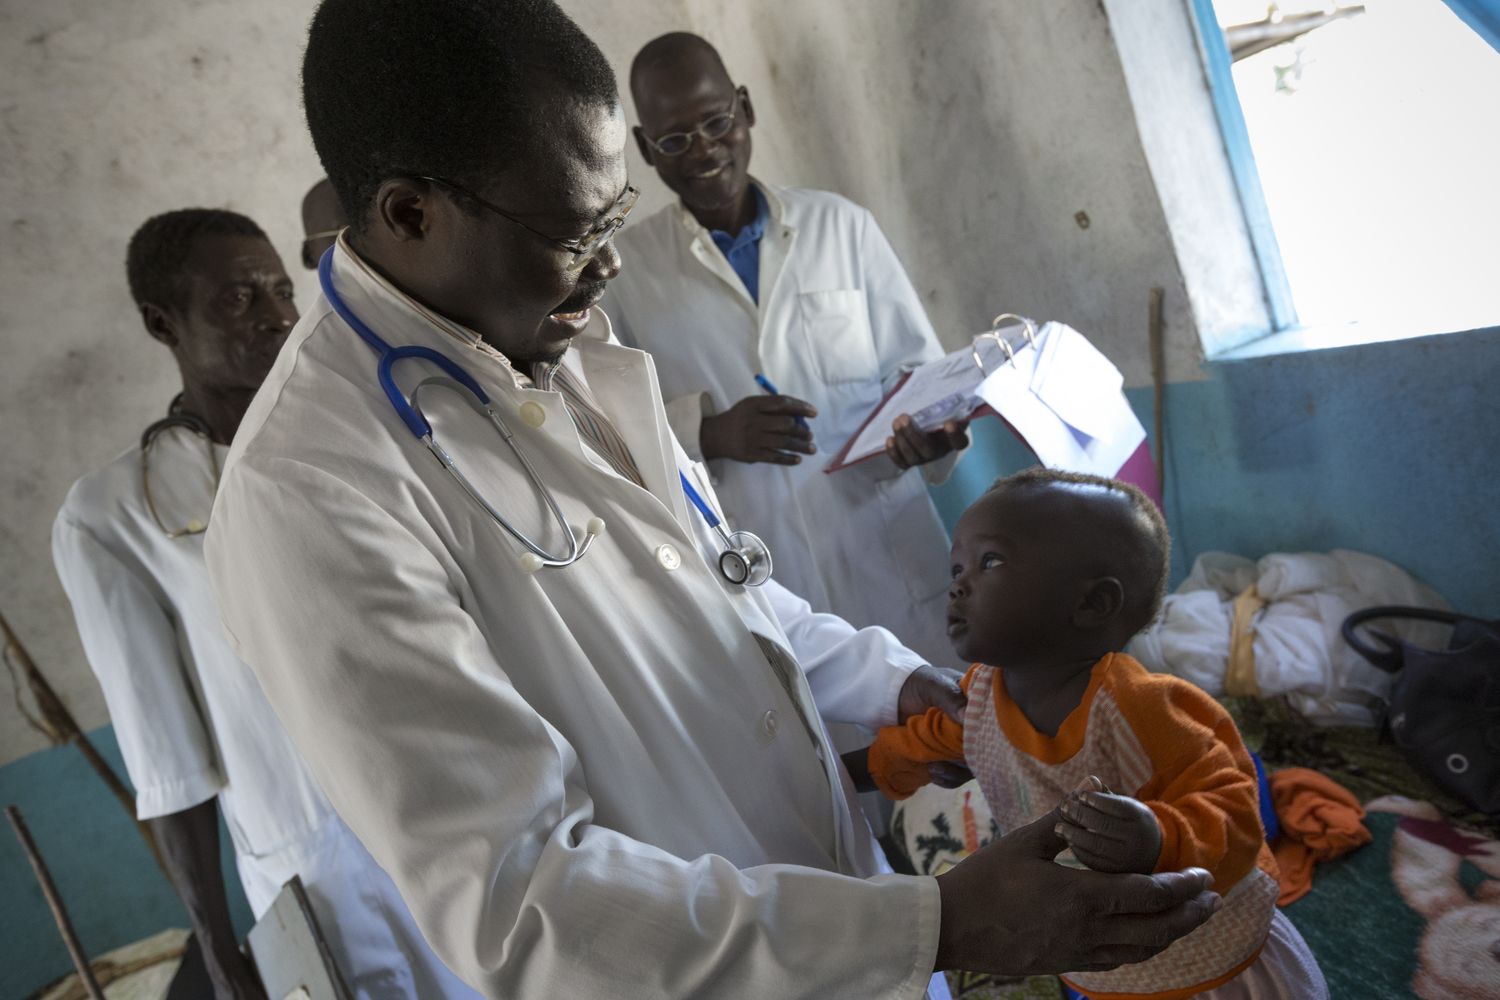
[822,314,1038,472]
[824,313,1160,505]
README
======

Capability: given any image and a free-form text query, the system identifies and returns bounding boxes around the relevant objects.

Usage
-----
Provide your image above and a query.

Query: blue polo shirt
[708,186,769,304]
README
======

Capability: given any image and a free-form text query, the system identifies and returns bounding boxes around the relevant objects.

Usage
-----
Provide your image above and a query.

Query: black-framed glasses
[643,92,743,158]
[418,176,639,273]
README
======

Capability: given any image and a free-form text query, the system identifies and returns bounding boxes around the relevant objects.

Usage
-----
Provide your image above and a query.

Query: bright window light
[1209,0,1500,334]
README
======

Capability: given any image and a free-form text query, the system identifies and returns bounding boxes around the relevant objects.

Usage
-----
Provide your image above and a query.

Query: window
[1192,0,1500,343]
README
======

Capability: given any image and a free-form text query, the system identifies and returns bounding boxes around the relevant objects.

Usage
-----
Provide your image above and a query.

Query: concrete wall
[0,0,1198,766]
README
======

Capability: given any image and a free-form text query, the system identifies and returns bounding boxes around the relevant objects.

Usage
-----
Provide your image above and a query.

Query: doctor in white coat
[204,3,1218,997]
[604,33,971,667]
[53,209,482,1000]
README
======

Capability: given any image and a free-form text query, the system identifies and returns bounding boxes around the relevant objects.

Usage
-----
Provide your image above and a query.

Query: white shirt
[53,429,331,856]
[203,242,943,999]
[606,181,958,666]
[53,419,482,1000]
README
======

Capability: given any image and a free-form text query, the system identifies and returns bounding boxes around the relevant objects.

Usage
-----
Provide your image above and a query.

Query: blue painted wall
[933,324,1500,616]
[0,726,252,1000]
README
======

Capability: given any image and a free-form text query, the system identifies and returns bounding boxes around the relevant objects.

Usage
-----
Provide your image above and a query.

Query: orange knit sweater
[869,653,1280,999]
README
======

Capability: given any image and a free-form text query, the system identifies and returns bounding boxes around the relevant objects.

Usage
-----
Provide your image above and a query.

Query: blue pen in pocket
[753,373,810,431]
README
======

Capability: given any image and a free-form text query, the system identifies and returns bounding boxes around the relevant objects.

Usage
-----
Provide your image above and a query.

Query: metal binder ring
[971,313,1038,375]
[991,313,1039,349]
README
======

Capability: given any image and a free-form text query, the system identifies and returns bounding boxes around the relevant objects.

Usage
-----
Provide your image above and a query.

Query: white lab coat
[53,427,481,1000]
[203,242,944,999]
[605,181,958,667]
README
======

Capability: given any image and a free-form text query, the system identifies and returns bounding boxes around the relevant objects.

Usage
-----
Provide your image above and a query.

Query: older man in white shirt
[605,33,971,667]
[53,208,482,1000]
[202,2,1219,998]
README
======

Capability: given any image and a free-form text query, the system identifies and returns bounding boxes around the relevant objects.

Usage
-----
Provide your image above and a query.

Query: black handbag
[1342,606,1500,815]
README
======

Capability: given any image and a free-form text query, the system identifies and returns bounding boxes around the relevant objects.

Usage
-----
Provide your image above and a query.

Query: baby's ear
[1073,577,1124,629]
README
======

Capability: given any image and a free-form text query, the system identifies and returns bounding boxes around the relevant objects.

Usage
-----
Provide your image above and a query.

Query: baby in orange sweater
[851,468,1326,999]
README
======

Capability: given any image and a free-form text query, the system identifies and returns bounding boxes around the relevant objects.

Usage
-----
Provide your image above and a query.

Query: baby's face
[946,489,1085,667]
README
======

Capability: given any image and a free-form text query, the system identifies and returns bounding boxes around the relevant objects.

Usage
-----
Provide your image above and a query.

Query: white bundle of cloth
[1129,550,1450,726]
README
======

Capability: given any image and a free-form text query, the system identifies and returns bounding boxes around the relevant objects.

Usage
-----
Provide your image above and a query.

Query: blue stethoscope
[318,248,772,586]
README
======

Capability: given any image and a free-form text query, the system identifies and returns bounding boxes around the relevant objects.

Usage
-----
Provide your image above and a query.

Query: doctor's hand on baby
[898,665,972,788]
[700,394,818,465]
[1055,775,1164,875]
[933,800,1219,977]
[885,413,970,471]
[844,666,971,791]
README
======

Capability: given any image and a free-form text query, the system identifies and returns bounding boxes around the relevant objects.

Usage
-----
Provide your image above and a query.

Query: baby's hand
[1055,779,1163,875]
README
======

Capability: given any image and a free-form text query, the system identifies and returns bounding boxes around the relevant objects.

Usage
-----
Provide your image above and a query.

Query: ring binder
[826,312,1040,471]
[970,314,1039,375]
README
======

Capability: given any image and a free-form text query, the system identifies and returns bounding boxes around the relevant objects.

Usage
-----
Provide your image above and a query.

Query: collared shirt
[708,185,769,303]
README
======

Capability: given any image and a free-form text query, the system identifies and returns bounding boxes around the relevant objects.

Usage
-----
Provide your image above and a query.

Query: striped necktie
[532,361,647,489]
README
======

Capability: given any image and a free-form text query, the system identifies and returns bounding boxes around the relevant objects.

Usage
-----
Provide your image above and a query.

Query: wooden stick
[6,805,108,1000]
[0,610,166,874]
[1148,287,1167,500]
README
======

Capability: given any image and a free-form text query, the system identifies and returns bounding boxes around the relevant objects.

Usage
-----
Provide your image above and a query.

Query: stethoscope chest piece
[718,529,773,587]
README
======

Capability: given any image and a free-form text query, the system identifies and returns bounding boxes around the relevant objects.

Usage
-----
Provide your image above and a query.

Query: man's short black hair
[988,467,1172,634]
[125,208,267,312]
[302,0,618,230]
[629,32,732,101]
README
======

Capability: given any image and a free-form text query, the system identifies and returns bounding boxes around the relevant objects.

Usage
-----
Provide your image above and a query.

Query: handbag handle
[1342,605,1468,673]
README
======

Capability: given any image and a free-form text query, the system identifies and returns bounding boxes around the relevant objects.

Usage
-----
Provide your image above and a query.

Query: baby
[855,468,1327,999]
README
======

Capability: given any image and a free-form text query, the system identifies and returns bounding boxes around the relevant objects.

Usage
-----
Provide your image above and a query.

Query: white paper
[832,328,1036,467]
[975,322,1145,478]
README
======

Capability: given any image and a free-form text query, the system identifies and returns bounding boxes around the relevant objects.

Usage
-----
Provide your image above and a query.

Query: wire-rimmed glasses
[642,93,744,158]
[419,176,639,273]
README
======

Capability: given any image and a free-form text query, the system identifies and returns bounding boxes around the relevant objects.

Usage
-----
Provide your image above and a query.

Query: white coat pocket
[796,289,878,384]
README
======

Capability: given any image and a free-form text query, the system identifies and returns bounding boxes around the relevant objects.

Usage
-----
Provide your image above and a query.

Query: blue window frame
[1187,0,1298,333]
[1187,0,1500,347]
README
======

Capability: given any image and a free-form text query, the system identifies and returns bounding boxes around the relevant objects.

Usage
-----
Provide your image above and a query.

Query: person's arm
[603,291,815,464]
[866,668,977,800]
[662,391,714,463]
[857,208,967,480]
[1135,707,1264,890]
[934,808,1221,977]
[761,578,957,731]
[699,395,818,465]
[151,802,267,1000]
[51,516,261,999]
[1058,680,1264,890]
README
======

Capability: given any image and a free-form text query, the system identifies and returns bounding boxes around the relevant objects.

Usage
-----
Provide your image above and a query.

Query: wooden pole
[0,610,166,874]
[1148,287,1167,500]
[6,805,108,1000]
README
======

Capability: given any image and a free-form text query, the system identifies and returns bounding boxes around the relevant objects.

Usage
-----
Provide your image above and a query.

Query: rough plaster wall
[1,1,323,765]
[0,0,690,763]
[675,0,1203,383]
[0,0,1196,763]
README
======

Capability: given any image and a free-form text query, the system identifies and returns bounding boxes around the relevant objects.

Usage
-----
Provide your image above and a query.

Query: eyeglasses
[643,94,743,158]
[419,176,638,273]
